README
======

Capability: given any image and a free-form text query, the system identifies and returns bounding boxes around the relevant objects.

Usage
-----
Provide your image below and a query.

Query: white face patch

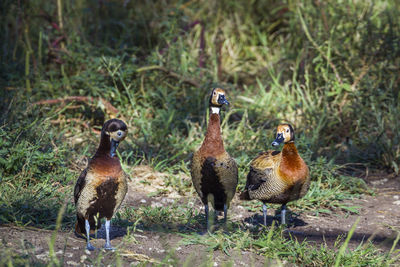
[110,130,127,142]
[277,127,291,142]
[211,91,225,106]
[211,106,220,114]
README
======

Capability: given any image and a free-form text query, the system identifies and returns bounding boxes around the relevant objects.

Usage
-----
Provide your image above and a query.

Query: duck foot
[103,243,115,251]
[86,242,96,251]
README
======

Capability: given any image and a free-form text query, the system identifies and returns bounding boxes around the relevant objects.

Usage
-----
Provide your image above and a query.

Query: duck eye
[117,131,122,137]
[286,129,289,133]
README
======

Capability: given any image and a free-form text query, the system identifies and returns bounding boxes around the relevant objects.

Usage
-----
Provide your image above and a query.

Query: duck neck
[89,132,122,175]
[200,112,225,154]
[279,142,301,180]
[282,142,298,157]
[95,132,112,157]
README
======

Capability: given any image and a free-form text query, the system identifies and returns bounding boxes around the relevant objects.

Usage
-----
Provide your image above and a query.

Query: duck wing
[74,168,88,205]
[244,150,287,201]
[214,153,238,204]
[190,151,204,200]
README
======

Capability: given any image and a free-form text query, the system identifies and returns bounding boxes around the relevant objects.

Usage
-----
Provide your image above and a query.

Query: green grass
[1,211,398,266]
[1,0,400,265]
[179,221,392,266]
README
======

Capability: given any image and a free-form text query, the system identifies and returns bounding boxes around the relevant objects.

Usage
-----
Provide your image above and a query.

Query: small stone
[151,202,163,208]
[80,255,87,263]
[140,199,147,203]
[36,252,49,260]
[316,228,320,231]
[66,261,80,266]
[134,234,148,239]
[393,200,400,205]
[371,179,388,185]
[393,195,399,200]
[65,252,73,258]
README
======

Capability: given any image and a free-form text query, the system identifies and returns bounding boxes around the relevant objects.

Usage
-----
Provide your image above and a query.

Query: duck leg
[104,219,115,250]
[205,204,209,229]
[262,203,267,226]
[206,194,216,231]
[85,219,95,251]
[223,203,227,223]
[281,204,287,225]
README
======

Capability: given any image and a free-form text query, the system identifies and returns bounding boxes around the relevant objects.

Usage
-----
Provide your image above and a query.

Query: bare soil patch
[1,168,399,266]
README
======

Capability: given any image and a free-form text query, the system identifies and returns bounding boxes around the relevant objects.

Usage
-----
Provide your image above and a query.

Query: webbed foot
[103,242,115,251]
[86,242,96,251]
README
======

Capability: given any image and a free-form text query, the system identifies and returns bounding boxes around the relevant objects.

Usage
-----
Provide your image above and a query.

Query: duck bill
[218,95,229,105]
[110,139,119,157]
[271,133,284,147]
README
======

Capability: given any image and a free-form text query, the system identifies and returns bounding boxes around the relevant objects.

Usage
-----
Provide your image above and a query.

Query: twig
[56,0,65,49]
[120,250,161,264]
[136,65,201,88]
[351,59,370,91]
[2,224,55,233]
[33,96,119,115]
[50,118,101,135]
[339,58,371,109]
[314,0,329,32]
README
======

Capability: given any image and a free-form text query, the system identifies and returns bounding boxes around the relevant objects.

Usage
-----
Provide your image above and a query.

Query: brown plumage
[191,88,238,229]
[240,124,310,225]
[74,119,128,251]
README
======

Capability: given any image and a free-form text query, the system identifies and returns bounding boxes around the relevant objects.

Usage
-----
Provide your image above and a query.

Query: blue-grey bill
[271,134,284,147]
[110,139,119,157]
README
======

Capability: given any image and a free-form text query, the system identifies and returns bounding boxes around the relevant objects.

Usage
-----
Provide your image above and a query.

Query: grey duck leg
[104,219,115,250]
[281,204,287,225]
[262,203,267,226]
[205,204,209,229]
[223,203,227,223]
[85,219,95,251]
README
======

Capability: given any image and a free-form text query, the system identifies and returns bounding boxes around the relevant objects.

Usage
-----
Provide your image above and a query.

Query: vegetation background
[0,0,399,265]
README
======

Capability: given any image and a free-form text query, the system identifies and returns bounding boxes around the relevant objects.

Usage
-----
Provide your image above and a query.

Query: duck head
[271,124,295,147]
[102,119,128,157]
[209,88,229,114]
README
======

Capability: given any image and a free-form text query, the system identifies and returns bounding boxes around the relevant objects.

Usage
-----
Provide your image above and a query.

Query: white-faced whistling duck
[240,124,310,226]
[74,119,128,251]
[191,88,238,230]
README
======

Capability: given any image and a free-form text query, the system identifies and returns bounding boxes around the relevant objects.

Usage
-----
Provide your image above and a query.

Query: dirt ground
[1,167,399,266]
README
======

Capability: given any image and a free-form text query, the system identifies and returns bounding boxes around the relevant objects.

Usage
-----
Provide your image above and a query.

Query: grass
[1,0,400,265]
[1,209,398,266]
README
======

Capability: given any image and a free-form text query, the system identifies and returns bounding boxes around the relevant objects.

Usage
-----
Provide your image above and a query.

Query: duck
[240,124,309,226]
[191,88,238,229]
[74,118,128,251]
